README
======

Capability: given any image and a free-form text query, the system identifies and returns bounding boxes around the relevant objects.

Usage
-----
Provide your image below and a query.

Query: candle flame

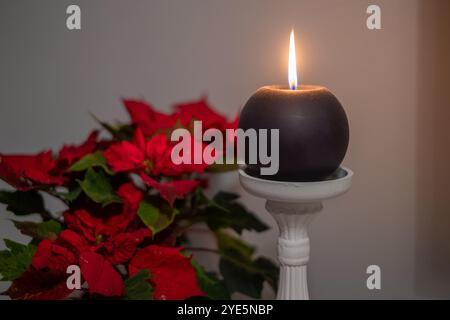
[288,29,298,90]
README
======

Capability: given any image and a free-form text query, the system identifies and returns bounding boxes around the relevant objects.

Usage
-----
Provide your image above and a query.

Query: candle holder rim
[239,167,353,185]
[238,167,353,203]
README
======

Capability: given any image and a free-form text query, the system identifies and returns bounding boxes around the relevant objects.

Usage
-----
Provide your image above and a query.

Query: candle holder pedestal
[239,167,353,300]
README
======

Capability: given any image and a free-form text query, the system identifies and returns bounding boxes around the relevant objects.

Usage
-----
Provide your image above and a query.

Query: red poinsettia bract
[129,245,205,300]
[1,96,241,300]
[103,128,209,177]
[0,151,65,190]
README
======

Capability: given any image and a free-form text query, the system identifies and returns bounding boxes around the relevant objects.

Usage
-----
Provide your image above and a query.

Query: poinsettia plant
[0,98,277,300]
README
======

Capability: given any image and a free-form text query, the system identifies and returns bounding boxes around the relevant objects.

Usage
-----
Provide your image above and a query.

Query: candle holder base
[239,167,353,300]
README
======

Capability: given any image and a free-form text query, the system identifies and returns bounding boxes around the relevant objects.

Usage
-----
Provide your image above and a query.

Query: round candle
[238,85,349,182]
[238,29,349,182]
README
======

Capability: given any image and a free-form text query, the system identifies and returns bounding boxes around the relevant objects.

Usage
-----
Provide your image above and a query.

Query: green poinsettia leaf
[124,269,154,300]
[90,113,134,141]
[253,257,278,293]
[193,188,210,207]
[57,186,82,202]
[137,200,177,236]
[12,220,62,242]
[0,190,48,216]
[69,151,114,175]
[191,259,230,300]
[0,239,36,281]
[216,230,255,259]
[214,192,240,203]
[219,258,263,299]
[200,191,268,235]
[215,231,278,299]
[78,168,121,207]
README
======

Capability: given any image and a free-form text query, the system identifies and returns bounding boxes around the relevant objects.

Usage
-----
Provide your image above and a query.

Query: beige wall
[1,0,449,299]
[415,0,450,298]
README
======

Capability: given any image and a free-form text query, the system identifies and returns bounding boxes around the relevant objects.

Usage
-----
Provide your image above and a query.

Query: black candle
[239,85,349,182]
[238,30,349,182]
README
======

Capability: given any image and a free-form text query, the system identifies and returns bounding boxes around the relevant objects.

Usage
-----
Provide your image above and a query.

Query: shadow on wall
[415,0,450,298]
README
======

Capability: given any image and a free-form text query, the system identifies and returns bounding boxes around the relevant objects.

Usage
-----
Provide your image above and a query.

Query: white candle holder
[239,167,353,300]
